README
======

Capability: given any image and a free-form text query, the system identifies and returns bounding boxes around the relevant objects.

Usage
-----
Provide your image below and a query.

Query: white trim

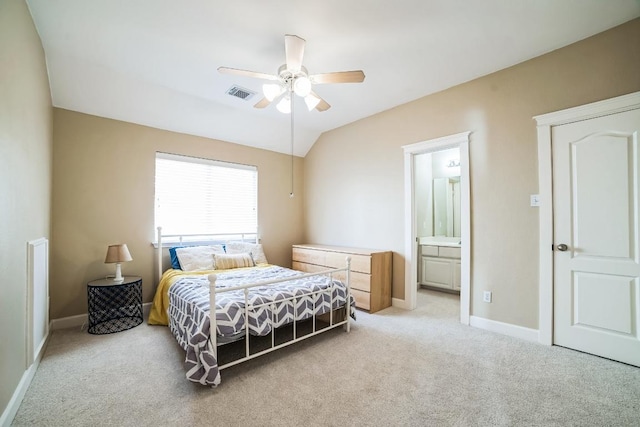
[0,331,49,427]
[50,313,87,330]
[533,91,640,126]
[470,315,539,343]
[156,151,257,171]
[50,303,153,331]
[392,297,411,310]
[536,121,554,346]
[459,139,471,325]
[534,91,640,346]
[402,131,471,325]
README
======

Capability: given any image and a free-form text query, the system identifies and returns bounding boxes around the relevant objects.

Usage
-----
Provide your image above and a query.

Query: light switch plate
[530,194,540,207]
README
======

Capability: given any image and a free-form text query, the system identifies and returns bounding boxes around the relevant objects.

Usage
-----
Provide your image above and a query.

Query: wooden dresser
[292,244,392,313]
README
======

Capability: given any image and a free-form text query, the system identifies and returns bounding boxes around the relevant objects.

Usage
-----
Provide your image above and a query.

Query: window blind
[155,152,257,238]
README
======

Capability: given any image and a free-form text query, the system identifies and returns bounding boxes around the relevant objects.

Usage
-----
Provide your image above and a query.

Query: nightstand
[87,276,143,334]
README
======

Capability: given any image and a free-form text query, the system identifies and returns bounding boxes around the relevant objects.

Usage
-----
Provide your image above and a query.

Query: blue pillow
[168,246,184,269]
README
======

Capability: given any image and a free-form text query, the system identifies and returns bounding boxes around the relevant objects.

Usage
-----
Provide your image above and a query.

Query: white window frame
[154,152,258,246]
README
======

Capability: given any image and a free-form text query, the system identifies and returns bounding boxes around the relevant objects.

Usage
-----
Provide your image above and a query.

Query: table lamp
[104,244,133,283]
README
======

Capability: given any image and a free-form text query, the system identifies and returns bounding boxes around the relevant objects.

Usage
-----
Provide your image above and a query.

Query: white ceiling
[26,0,640,156]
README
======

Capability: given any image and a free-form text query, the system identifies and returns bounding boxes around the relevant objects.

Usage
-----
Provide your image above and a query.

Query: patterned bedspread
[168,265,354,386]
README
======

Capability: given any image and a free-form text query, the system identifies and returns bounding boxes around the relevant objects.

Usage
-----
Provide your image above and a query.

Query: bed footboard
[208,257,352,372]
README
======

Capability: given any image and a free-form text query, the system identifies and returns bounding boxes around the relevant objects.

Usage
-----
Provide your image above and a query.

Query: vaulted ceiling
[27,0,640,156]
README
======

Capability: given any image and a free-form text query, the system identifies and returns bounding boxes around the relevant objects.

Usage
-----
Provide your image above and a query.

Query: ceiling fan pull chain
[290,92,295,198]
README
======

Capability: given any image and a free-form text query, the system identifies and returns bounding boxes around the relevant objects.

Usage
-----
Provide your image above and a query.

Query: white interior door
[552,108,640,366]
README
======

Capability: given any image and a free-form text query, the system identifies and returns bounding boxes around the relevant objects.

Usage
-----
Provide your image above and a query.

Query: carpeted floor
[12,289,640,426]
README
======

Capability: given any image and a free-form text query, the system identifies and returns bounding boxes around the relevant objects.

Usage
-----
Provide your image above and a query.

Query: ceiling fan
[218,34,365,113]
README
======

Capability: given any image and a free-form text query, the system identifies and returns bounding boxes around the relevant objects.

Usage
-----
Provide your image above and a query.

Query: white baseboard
[392,297,411,310]
[51,303,152,331]
[142,302,151,318]
[0,331,49,427]
[50,313,87,330]
[469,315,539,343]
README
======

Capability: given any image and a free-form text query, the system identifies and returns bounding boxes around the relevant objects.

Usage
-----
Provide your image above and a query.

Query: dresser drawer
[292,247,326,266]
[294,246,370,274]
[350,288,370,311]
[292,261,371,292]
[335,271,371,293]
[292,261,323,273]
[325,252,371,274]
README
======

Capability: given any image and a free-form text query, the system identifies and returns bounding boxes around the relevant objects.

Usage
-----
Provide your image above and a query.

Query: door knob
[556,244,568,251]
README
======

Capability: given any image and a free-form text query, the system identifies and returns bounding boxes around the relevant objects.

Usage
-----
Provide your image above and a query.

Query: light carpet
[12,289,640,426]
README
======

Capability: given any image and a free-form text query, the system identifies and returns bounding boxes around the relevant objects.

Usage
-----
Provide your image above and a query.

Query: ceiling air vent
[226,85,256,101]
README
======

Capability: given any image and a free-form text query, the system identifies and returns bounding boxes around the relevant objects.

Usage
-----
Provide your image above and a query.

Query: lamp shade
[104,244,133,264]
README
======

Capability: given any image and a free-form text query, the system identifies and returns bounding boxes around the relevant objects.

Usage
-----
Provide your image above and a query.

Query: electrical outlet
[483,291,492,303]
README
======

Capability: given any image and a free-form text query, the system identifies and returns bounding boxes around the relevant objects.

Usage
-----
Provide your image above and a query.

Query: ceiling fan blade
[285,34,305,73]
[217,66,279,81]
[315,98,331,112]
[310,91,331,112]
[253,97,271,109]
[310,70,365,84]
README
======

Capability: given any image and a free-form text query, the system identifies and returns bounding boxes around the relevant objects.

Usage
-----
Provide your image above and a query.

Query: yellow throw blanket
[147,264,271,326]
[148,268,217,325]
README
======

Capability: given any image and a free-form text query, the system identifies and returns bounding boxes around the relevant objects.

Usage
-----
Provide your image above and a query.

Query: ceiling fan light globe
[304,94,321,111]
[293,76,312,97]
[276,96,291,114]
[263,83,284,102]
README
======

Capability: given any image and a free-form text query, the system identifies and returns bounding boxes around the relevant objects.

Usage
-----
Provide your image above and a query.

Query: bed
[149,227,355,386]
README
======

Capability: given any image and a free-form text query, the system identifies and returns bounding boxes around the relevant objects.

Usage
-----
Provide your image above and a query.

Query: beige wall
[51,109,304,319]
[0,0,52,417]
[304,18,640,329]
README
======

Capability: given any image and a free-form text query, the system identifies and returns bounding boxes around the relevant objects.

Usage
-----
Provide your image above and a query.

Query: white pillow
[175,245,225,271]
[225,242,268,264]
[212,252,255,270]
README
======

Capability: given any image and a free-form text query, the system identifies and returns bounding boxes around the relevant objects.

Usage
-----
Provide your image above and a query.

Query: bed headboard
[156,226,259,279]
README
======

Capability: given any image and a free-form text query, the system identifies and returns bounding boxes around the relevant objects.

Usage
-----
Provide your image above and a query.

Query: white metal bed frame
[156,227,352,379]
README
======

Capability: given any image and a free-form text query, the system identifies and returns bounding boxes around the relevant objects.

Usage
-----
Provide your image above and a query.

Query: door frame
[534,91,640,345]
[402,131,470,325]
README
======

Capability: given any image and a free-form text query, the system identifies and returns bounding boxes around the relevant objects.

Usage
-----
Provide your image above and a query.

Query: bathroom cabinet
[419,244,461,291]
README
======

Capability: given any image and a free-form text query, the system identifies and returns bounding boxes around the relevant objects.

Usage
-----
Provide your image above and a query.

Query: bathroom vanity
[419,237,461,292]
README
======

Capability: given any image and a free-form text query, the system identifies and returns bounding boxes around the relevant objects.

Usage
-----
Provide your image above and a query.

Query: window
[154,152,257,242]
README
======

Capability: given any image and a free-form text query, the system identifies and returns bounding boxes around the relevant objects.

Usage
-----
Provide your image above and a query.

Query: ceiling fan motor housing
[277,64,311,96]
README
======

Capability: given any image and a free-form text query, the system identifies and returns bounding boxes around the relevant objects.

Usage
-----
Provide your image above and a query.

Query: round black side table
[87,276,143,334]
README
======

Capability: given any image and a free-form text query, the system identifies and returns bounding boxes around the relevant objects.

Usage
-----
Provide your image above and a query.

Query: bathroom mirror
[432,176,461,237]
[414,147,461,240]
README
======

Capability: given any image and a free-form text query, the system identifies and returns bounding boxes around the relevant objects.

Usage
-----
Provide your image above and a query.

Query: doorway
[403,131,471,324]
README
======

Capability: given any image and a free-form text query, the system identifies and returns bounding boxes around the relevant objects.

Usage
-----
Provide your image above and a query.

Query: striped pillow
[213,252,255,270]
[225,242,268,264]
